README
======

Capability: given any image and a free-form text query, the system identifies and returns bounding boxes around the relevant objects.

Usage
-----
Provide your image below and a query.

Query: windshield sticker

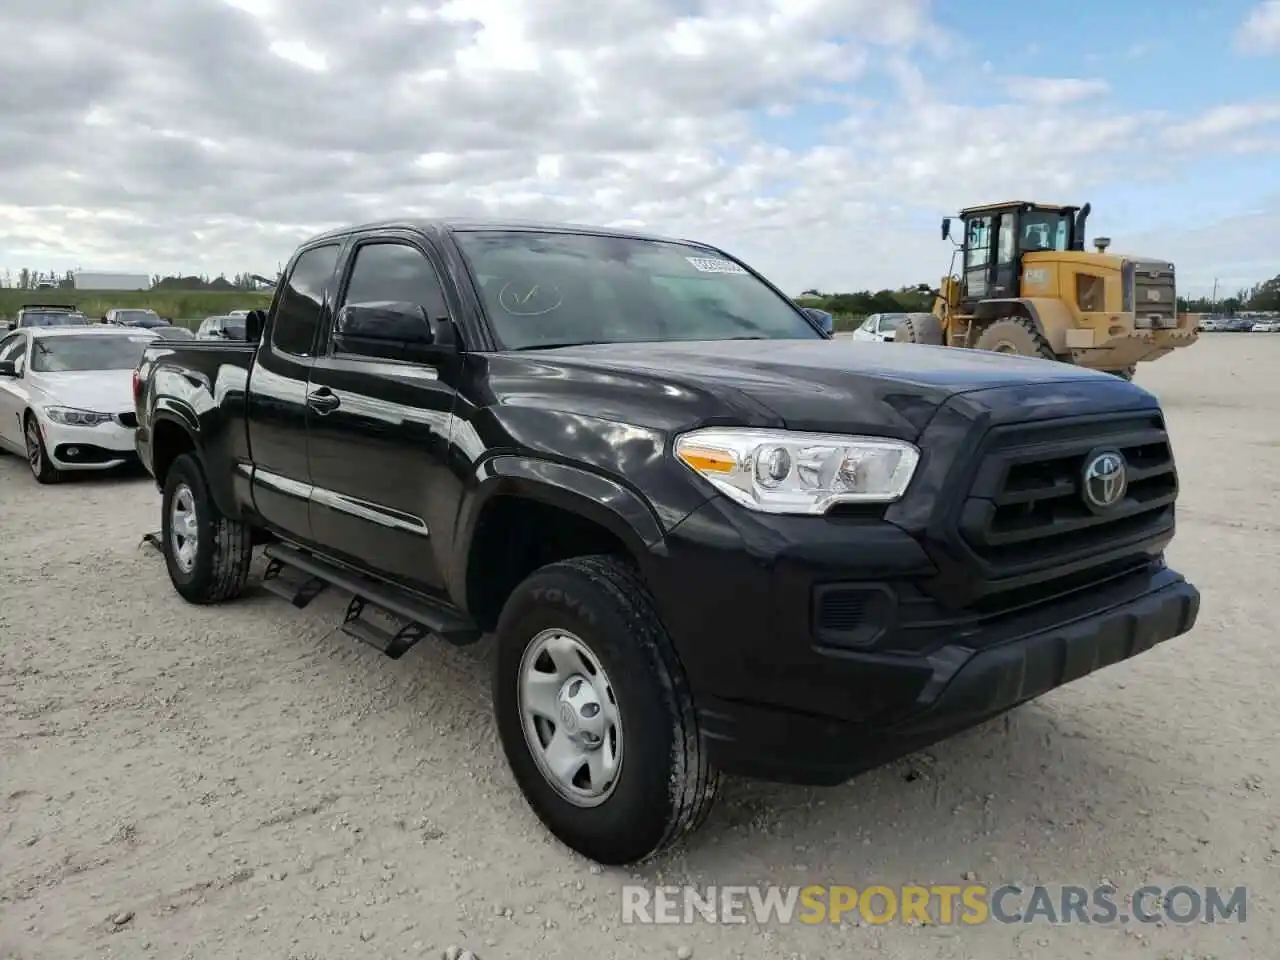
[686,256,747,275]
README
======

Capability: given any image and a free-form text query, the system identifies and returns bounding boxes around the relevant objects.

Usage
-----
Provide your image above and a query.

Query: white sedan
[0,325,157,483]
[851,312,911,343]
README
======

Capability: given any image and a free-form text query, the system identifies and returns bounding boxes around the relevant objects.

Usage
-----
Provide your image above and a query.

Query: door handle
[307,389,340,414]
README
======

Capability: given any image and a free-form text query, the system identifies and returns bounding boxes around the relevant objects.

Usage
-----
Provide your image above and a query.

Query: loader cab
[941,201,1091,307]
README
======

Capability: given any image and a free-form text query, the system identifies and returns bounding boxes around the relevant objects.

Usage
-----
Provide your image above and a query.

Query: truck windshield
[118,310,162,325]
[30,334,153,372]
[454,231,821,349]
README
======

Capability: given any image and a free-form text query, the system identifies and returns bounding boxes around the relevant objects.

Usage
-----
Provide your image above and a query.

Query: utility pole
[1211,278,1219,314]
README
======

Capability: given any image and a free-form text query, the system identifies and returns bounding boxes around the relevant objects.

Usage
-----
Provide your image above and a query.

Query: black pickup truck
[133,218,1200,865]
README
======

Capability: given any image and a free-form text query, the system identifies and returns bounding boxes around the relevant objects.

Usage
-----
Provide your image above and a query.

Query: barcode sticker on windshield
[686,256,747,275]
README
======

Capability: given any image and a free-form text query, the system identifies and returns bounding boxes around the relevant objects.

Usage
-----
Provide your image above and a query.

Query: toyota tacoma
[132,218,1200,865]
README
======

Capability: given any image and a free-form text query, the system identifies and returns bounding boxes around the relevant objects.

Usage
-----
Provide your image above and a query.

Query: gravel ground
[1,334,1276,960]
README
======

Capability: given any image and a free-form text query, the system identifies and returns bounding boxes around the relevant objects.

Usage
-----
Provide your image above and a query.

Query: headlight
[674,427,919,514]
[44,407,115,427]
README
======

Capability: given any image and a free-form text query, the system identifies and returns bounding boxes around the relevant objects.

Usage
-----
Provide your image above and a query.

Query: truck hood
[516,339,1124,439]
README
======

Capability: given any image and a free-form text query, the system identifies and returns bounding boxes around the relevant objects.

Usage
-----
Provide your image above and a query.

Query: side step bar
[262,543,481,658]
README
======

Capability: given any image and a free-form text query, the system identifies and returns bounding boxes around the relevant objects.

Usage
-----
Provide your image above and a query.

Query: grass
[0,289,272,323]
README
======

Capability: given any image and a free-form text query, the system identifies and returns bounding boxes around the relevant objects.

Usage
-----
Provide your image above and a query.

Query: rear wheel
[161,453,254,603]
[24,413,62,484]
[493,555,719,865]
[972,316,1057,361]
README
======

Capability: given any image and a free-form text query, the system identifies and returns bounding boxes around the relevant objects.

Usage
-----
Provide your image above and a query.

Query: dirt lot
[1,334,1276,960]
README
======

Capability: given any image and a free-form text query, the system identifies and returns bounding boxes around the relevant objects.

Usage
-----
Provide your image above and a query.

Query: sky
[1,0,1278,299]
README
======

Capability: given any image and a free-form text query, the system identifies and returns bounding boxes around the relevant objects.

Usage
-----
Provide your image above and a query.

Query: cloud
[1164,102,1280,147]
[1003,77,1110,105]
[1236,1,1280,54]
[0,0,1276,300]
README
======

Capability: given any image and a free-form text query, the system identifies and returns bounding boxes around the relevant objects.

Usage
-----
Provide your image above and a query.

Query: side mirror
[333,301,453,360]
[0,359,17,377]
[245,309,267,343]
[941,217,951,241]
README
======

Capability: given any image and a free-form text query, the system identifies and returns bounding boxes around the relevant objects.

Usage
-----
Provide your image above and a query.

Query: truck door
[245,241,343,541]
[304,235,460,595]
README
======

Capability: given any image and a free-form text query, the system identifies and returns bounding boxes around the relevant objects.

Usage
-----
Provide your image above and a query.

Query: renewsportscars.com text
[621,883,1247,926]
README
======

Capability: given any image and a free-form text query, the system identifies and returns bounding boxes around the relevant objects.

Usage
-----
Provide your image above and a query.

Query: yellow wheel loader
[898,201,1198,379]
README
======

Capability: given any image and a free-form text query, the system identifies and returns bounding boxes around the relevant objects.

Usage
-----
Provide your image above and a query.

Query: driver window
[965,216,993,268]
[862,315,878,332]
[341,242,447,317]
[0,334,22,362]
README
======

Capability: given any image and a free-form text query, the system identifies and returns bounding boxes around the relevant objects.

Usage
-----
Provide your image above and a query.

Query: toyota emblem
[1082,451,1127,510]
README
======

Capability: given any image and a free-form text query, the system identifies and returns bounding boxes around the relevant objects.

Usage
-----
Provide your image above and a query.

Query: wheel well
[465,495,635,632]
[152,419,197,488]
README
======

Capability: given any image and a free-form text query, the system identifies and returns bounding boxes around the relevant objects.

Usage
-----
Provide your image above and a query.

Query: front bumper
[693,571,1198,784]
[41,417,137,470]
[649,494,1200,787]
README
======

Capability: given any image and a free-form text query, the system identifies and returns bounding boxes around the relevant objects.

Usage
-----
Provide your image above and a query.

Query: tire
[897,313,945,346]
[972,316,1057,361]
[160,452,254,604]
[1111,365,1137,381]
[492,554,719,865]
[24,413,62,485]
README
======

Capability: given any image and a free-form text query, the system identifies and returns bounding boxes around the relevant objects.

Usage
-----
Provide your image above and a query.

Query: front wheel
[24,413,62,484]
[972,317,1057,360]
[492,555,719,865]
[160,453,254,603]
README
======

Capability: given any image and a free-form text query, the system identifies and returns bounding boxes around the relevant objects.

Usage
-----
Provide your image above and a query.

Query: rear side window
[273,243,341,356]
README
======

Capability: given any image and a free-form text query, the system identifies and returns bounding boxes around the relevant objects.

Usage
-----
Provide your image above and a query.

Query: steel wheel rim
[24,420,41,474]
[990,340,1020,354]
[517,628,623,808]
[169,483,199,574]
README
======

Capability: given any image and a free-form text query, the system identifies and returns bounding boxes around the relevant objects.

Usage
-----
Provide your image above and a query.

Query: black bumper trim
[698,575,1200,786]
[52,443,137,465]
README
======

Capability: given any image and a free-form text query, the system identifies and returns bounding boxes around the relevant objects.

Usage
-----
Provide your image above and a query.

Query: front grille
[115,412,137,428]
[1127,260,1177,328]
[958,412,1177,573]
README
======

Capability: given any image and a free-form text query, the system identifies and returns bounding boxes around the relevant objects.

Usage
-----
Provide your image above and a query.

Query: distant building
[72,271,151,291]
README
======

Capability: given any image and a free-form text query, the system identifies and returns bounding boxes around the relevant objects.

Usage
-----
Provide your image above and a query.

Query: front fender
[451,454,670,605]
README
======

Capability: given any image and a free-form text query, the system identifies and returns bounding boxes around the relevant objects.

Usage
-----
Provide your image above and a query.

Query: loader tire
[897,313,944,346]
[1111,365,1137,381]
[972,317,1057,361]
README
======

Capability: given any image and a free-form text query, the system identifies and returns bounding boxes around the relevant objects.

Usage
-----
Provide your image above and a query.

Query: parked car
[105,307,169,329]
[1251,320,1280,332]
[0,325,157,482]
[5,304,93,331]
[851,311,918,343]
[195,314,249,340]
[799,307,834,335]
[133,217,1200,866]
